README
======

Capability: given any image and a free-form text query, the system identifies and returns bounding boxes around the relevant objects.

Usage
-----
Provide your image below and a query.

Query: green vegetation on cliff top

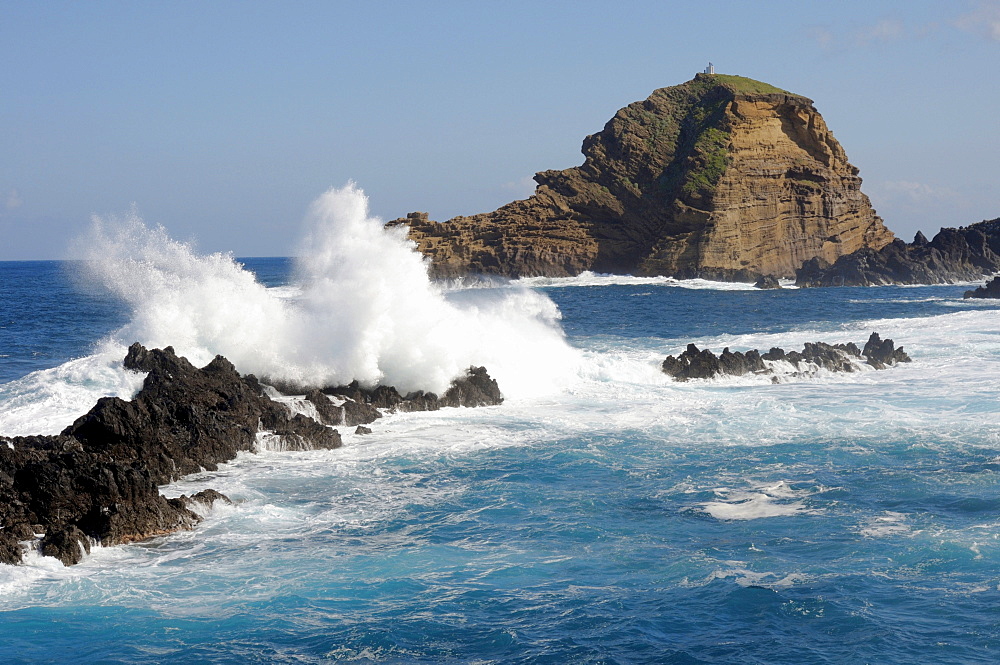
[701,73,801,97]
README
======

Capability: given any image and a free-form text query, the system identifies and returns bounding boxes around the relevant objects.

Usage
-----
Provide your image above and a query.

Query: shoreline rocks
[662,332,910,381]
[964,276,1000,299]
[0,344,503,566]
[796,220,1000,287]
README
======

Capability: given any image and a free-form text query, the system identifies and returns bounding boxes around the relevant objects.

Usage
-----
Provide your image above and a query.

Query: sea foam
[75,184,581,398]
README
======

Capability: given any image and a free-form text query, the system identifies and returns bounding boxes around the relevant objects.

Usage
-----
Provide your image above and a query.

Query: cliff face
[391,73,894,280]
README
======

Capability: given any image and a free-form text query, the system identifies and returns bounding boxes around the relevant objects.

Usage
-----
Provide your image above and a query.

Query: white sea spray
[73,184,582,397]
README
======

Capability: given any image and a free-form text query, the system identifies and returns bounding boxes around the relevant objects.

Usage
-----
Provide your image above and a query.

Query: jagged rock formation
[796,219,1000,287]
[964,276,1000,299]
[292,367,503,427]
[0,345,338,566]
[662,332,910,381]
[390,73,894,280]
[0,345,503,566]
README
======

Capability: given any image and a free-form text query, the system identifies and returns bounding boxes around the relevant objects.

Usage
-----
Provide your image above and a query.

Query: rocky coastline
[0,344,502,566]
[964,276,1000,299]
[662,332,911,382]
[795,219,1000,287]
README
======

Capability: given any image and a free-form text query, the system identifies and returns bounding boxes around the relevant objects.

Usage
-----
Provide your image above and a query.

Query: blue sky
[1,0,998,260]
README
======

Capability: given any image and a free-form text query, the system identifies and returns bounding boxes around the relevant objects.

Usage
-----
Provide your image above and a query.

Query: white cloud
[870,180,958,202]
[807,25,835,49]
[5,188,22,210]
[855,19,904,45]
[954,1,1000,41]
[808,18,908,51]
[501,175,536,199]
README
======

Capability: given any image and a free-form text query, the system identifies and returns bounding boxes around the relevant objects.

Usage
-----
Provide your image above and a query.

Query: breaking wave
[75,184,581,397]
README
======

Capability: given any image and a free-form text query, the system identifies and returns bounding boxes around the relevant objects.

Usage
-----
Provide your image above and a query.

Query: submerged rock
[662,333,910,381]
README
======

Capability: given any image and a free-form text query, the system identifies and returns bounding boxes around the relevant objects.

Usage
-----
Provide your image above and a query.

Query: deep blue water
[1,260,999,664]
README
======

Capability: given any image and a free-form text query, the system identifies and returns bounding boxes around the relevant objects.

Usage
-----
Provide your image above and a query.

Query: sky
[1,0,999,260]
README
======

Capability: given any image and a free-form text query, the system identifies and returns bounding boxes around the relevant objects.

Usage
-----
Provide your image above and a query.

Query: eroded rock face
[662,333,910,381]
[796,221,1000,287]
[391,73,893,280]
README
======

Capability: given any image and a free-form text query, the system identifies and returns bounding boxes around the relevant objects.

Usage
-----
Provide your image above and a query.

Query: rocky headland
[662,332,910,382]
[796,219,1000,287]
[389,73,894,281]
[0,344,502,566]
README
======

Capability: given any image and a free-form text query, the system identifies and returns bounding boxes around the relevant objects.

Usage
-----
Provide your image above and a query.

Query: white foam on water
[513,271,762,291]
[859,512,915,538]
[700,483,820,521]
[70,184,581,399]
[0,340,144,436]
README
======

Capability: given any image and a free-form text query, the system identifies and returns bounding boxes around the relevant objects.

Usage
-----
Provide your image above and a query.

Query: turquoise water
[1,259,999,664]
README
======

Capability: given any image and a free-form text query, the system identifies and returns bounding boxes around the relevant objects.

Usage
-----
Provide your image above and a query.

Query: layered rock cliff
[391,73,894,280]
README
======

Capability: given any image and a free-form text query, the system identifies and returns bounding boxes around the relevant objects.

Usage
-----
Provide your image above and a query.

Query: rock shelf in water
[0,344,502,566]
[662,332,911,381]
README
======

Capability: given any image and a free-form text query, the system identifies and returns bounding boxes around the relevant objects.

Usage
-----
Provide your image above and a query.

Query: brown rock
[391,73,893,280]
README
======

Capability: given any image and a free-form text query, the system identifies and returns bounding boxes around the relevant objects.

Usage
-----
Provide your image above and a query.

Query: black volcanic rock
[439,367,504,408]
[0,344,340,566]
[294,367,504,422]
[662,344,762,381]
[304,389,346,426]
[754,275,782,289]
[663,333,909,381]
[796,219,1000,287]
[861,332,911,369]
[0,345,505,566]
[70,343,339,484]
[42,525,92,566]
[964,277,1000,299]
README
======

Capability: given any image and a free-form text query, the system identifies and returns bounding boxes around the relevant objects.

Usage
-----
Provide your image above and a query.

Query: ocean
[1,186,999,664]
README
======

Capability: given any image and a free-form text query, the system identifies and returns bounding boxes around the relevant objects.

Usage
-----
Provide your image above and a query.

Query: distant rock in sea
[389,72,893,281]
[964,276,1000,299]
[754,274,782,290]
[0,344,502,566]
[662,332,910,381]
[796,220,1000,287]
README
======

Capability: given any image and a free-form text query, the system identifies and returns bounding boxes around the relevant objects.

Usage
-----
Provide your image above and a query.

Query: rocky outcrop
[964,276,1000,299]
[0,344,339,566]
[662,332,910,381]
[796,220,1000,287]
[0,345,503,566]
[390,73,893,281]
[292,366,504,427]
[754,275,782,289]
